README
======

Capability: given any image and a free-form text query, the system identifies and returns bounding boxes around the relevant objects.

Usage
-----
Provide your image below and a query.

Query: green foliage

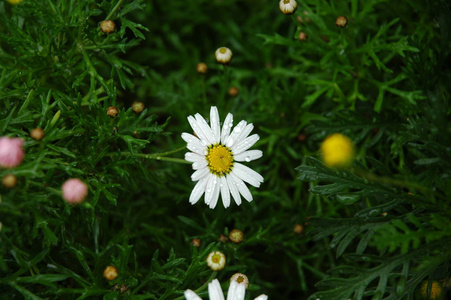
[1,0,450,299]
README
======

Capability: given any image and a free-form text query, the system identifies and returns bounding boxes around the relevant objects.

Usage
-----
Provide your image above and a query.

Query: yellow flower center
[212,254,221,264]
[283,0,290,3]
[206,144,234,176]
[219,47,227,54]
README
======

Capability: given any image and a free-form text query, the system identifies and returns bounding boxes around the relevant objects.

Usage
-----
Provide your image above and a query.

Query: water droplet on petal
[245,156,251,162]
[234,126,241,133]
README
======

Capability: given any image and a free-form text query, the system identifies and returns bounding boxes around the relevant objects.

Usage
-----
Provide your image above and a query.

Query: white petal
[233,163,264,187]
[184,290,202,300]
[231,134,260,155]
[227,281,246,300]
[204,174,217,206]
[208,177,221,209]
[219,176,230,209]
[226,174,241,206]
[189,177,208,205]
[191,167,209,181]
[221,113,233,144]
[254,295,268,300]
[234,150,263,162]
[192,159,208,170]
[182,133,206,155]
[225,120,247,148]
[185,152,205,163]
[230,172,253,202]
[187,116,210,146]
[235,123,254,145]
[210,106,221,144]
[208,279,225,300]
[195,113,215,145]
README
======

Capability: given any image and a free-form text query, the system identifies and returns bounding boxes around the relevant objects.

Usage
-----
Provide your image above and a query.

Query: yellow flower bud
[320,133,355,168]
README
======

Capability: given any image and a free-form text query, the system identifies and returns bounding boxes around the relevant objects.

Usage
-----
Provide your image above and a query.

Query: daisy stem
[115,146,191,164]
[353,168,433,198]
[106,0,124,20]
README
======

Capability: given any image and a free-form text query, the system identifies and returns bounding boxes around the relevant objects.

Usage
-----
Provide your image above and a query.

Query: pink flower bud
[0,137,25,168]
[62,178,88,204]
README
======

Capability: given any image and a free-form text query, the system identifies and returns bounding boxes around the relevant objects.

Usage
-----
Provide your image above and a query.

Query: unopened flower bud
[230,273,249,289]
[296,11,311,25]
[107,106,119,117]
[219,234,228,243]
[100,20,116,34]
[228,87,239,97]
[229,229,244,244]
[293,224,304,235]
[0,137,25,168]
[191,238,201,247]
[30,128,45,141]
[132,101,145,114]
[196,62,208,74]
[215,47,233,64]
[62,178,88,204]
[279,0,298,15]
[206,251,226,271]
[320,133,355,168]
[2,174,17,189]
[103,265,118,281]
[335,16,348,28]
[298,32,308,41]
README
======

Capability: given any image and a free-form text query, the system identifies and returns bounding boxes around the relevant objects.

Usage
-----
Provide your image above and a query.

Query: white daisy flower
[215,47,233,64]
[279,0,298,15]
[182,106,264,209]
[206,251,226,271]
[184,278,268,300]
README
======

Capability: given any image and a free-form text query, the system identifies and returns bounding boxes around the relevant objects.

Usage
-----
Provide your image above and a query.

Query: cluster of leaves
[1,0,450,299]
[292,0,451,299]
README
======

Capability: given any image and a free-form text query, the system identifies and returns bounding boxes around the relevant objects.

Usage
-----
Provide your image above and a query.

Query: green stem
[353,168,431,196]
[113,146,190,164]
[106,0,125,20]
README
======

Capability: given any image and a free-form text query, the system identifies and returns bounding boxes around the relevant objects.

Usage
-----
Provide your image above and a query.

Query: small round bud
[296,11,311,25]
[196,62,208,74]
[107,106,119,117]
[335,16,348,28]
[100,20,116,34]
[2,174,17,189]
[297,133,306,142]
[320,133,355,168]
[132,101,145,114]
[215,47,233,64]
[219,234,228,243]
[293,224,304,235]
[191,238,201,247]
[0,137,25,169]
[30,128,45,141]
[298,32,308,41]
[62,178,88,204]
[103,266,118,281]
[279,0,298,15]
[321,36,330,43]
[229,229,244,244]
[206,251,226,271]
[230,273,249,289]
[228,86,239,97]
